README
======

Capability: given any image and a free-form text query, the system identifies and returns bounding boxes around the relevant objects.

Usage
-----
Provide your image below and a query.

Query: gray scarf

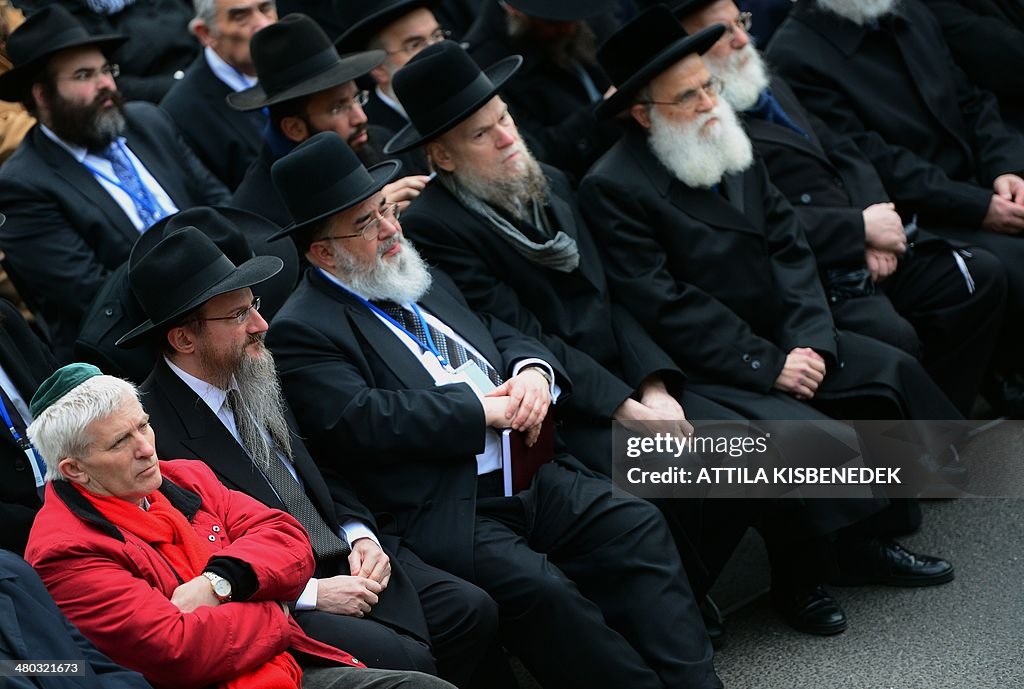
[449,184,581,273]
[85,0,134,15]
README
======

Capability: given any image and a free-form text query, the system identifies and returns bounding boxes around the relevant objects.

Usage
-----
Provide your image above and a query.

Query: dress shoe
[700,595,726,649]
[831,537,954,587]
[770,584,847,636]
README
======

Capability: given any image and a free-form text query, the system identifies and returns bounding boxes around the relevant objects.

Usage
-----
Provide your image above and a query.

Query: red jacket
[25,459,363,689]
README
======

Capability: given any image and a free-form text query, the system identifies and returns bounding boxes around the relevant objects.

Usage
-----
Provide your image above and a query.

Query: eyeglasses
[724,11,753,37]
[388,28,451,55]
[60,63,120,83]
[328,89,370,117]
[323,203,401,242]
[637,76,724,112]
[195,296,261,325]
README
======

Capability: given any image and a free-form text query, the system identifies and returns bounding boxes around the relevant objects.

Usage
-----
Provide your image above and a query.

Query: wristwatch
[524,365,553,387]
[202,571,233,603]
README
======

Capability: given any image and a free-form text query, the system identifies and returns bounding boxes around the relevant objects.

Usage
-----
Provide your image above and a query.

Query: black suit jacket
[267,268,571,579]
[0,550,153,688]
[743,77,890,270]
[0,102,229,361]
[0,300,55,556]
[768,0,1024,228]
[364,91,409,139]
[403,165,682,421]
[160,53,265,190]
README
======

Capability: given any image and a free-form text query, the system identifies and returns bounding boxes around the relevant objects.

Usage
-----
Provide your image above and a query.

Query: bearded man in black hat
[265,130,723,689]
[115,211,502,688]
[654,0,1007,417]
[230,13,430,229]
[334,0,453,138]
[0,6,229,363]
[460,0,622,179]
[768,0,1024,411]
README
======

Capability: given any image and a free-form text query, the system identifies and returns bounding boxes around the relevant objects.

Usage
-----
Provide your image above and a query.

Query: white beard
[331,234,433,304]
[815,0,897,25]
[705,43,770,112]
[647,100,754,189]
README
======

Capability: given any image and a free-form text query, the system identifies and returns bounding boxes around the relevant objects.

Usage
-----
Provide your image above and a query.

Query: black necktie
[377,302,504,386]
[226,390,350,562]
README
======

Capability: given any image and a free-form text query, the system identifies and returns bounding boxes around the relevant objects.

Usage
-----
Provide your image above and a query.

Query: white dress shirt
[204,46,258,93]
[164,358,378,609]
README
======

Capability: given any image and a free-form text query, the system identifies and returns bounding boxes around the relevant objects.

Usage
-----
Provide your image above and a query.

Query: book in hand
[502,414,555,496]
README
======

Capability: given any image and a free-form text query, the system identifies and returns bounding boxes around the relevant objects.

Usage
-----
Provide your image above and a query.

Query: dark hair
[20,64,54,116]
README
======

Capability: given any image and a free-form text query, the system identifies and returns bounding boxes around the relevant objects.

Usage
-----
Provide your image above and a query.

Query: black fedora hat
[117,227,284,348]
[334,0,438,53]
[269,131,401,240]
[384,40,521,154]
[130,206,300,321]
[0,5,126,102]
[633,0,713,17]
[502,0,617,21]
[595,6,725,119]
[227,13,386,111]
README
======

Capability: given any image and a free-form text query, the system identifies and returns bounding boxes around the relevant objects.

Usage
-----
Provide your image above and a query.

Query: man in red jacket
[23,362,452,689]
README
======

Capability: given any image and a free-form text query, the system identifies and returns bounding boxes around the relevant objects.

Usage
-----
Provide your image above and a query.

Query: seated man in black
[266,131,723,689]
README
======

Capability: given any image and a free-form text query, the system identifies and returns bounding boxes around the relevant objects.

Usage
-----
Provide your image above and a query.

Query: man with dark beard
[666,0,1006,416]
[768,0,1024,411]
[230,14,430,229]
[266,131,723,689]
[118,216,504,689]
[461,0,622,179]
[0,6,229,362]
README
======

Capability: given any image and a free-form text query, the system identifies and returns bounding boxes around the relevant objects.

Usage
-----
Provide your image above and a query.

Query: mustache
[347,123,368,145]
[377,234,401,257]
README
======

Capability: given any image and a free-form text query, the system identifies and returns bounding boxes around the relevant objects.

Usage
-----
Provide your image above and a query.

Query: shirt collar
[204,46,258,93]
[164,356,237,417]
[374,86,408,121]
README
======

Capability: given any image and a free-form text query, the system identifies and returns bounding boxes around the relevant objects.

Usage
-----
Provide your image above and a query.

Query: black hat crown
[385,40,522,154]
[270,132,401,239]
[334,0,433,52]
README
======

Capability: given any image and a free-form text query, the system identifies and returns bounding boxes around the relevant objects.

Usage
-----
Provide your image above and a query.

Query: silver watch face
[212,578,232,598]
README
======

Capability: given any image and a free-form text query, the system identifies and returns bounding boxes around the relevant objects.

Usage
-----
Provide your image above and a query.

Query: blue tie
[749,89,809,139]
[101,143,160,228]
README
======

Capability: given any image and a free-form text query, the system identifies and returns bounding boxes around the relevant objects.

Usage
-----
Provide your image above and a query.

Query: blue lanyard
[0,393,44,478]
[80,141,163,221]
[318,269,451,368]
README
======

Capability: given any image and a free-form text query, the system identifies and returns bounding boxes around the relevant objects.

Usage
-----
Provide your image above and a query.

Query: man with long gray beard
[0,7,229,362]
[580,4,960,618]
[265,131,723,689]
[769,0,1024,412]
[118,213,504,689]
[667,0,1006,416]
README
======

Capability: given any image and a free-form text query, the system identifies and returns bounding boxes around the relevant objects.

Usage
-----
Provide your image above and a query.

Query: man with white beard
[265,131,724,689]
[580,4,961,624]
[769,0,1024,413]
[117,212,503,689]
[668,0,1005,417]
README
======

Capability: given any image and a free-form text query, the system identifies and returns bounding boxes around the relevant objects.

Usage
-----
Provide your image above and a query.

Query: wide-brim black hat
[269,131,401,241]
[503,0,617,21]
[633,0,713,17]
[596,7,725,119]
[227,13,385,111]
[130,206,300,323]
[334,0,438,53]
[384,40,521,155]
[0,5,127,102]
[117,227,283,348]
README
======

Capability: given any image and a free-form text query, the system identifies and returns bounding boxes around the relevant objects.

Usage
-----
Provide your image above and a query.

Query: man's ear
[426,140,455,172]
[279,115,310,144]
[630,103,652,129]
[191,20,214,47]
[31,81,49,118]
[165,325,196,355]
[305,240,334,271]
[58,456,88,486]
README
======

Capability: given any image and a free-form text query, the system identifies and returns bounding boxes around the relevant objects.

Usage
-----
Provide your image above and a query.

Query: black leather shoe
[771,584,847,636]
[831,537,954,587]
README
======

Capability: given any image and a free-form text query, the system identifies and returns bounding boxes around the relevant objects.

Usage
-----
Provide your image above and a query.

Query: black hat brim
[115,254,284,348]
[335,0,437,53]
[268,159,402,241]
[226,50,386,111]
[384,54,522,155]
[0,33,127,102]
[596,24,725,120]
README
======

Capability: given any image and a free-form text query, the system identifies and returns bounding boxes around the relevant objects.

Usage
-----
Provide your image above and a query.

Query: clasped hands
[482,367,551,447]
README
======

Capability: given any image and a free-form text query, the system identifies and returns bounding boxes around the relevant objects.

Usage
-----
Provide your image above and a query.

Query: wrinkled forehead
[648,53,710,97]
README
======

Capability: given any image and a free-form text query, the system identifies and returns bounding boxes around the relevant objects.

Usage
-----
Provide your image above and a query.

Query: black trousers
[470,461,721,689]
[831,243,1005,415]
[296,542,499,689]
